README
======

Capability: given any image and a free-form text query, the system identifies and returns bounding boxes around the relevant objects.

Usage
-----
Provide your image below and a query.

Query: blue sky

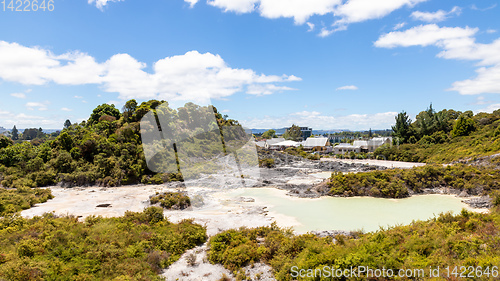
[0,0,499,130]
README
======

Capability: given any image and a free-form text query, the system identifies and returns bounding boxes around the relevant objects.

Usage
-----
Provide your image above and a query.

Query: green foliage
[0,136,13,149]
[327,163,500,198]
[392,111,412,144]
[64,119,72,129]
[283,125,302,141]
[261,129,276,139]
[209,209,500,280]
[0,208,207,280]
[0,188,53,216]
[88,103,121,126]
[378,110,500,163]
[259,158,275,168]
[452,115,477,137]
[11,126,18,141]
[150,192,191,210]
[0,100,237,189]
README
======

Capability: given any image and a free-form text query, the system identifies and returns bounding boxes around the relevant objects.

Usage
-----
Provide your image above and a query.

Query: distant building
[334,143,361,154]
[303,137,332,153]
[255,138,287,150]
[328,135,355,144]
[334,137,392,154]
[353,137,392,152]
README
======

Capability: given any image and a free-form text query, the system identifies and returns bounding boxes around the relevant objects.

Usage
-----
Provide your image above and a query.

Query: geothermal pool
[226,188,472,233]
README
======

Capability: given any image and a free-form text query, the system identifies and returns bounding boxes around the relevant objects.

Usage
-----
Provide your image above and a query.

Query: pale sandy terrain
[21,185,285,236]
[321,158,426,169]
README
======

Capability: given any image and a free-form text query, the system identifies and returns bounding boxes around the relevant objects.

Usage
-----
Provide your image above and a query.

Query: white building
[353,137,392,152]
[333,143,361,154]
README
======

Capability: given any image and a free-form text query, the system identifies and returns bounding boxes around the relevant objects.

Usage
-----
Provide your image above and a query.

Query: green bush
[327,163,500,198]
[0,208,207,280]
[208,209,500,280]
[150,192,191,210]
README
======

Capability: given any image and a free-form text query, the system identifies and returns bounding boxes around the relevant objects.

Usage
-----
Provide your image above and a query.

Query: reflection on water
[228,188,470,233]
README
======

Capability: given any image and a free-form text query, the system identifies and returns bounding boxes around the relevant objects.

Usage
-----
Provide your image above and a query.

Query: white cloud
[0,110,63,128]
[471,4,497,12]
[333,0,427,28]
[475,103,500,114]
[374,24,478,48]
[61,107,72,112]
[10,93,26,99]
[411,6,461,23]
[449,65,500,95]
[241,110,397,130]
[336,85,358,90]
[189,0,426,36]
[88,0,123,10]
[258,0,340,25]
[306,22,315,32]
[375,24,500,95]
[207,0,259,14]
[393,22,406,30]
[487,29,497,34]
[0,42,104,85]
[26,101,49,111]
[184,0,199,8]
[0,41,300,103]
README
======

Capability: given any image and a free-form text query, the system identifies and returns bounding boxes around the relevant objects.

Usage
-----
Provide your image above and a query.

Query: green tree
[284,124,302,141]
[261,129,276,139]
[368,128,373,138]
[392,111,412,144]
[88,104,121,126]
[22,128,39,140]
[122,99,138,122]
[0,135,13,149]
[413,104,437,138]
[451,115,476,137]
[64,119,72,129]
[11,125,18,140]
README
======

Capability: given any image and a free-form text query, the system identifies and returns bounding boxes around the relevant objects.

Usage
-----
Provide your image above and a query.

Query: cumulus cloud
[88,0,123,10]
[336,85,358,90]
[411,6,461,23]
[188,0,426,36]
[10,93,26,99]
[0,41,300,103]
[241,110,397,130]
[375,24,500,95]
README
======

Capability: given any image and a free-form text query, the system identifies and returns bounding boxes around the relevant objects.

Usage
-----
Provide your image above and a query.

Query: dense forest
[0,99,241,191]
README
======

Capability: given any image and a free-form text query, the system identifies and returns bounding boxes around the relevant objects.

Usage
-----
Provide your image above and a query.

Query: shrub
[150,192,191,210]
